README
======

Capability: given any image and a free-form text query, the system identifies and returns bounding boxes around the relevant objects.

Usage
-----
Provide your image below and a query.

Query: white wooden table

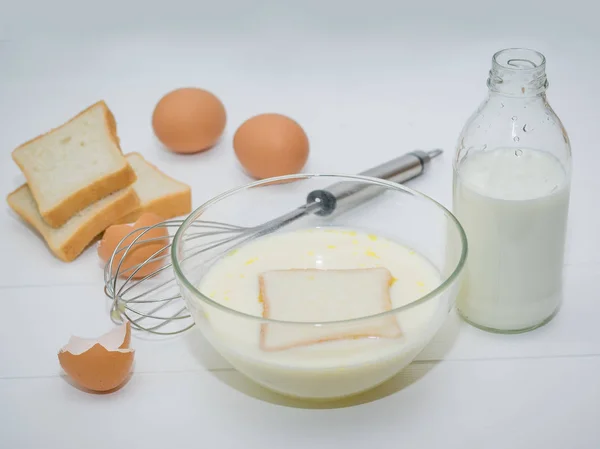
[2,2,599,447]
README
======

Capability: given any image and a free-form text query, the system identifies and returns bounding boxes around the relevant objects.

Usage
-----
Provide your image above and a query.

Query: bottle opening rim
[493,48,546,72]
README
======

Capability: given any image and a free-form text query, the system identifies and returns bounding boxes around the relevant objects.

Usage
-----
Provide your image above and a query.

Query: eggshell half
[98,213,169,279]
[58,322,134,393]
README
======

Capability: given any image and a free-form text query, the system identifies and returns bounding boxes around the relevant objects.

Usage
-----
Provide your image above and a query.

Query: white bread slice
[259,267,402,351]
[115,152,192,224]
[11,101,136,228]
[7,184,140,262]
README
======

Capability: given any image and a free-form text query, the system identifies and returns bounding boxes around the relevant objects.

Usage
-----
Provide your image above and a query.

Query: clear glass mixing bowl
[172,174,467,400]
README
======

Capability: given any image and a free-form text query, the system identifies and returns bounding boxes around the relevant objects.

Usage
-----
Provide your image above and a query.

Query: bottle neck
[486,48,548,98]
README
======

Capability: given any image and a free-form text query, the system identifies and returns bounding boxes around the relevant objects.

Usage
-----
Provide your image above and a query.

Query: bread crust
[114,152,192,224]
[7,184,140,262]
[11,101,137,228]
[116,190,191,224]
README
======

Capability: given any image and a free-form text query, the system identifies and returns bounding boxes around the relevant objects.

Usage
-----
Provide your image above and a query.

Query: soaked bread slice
[259,267,402,351]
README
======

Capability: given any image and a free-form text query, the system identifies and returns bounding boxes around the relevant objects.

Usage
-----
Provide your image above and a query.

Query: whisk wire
[105,217,254,335]
[105,205,317,335]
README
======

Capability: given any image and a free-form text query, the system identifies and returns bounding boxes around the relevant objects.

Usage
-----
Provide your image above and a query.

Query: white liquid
[193,228,446,399]
[453,148,570,331]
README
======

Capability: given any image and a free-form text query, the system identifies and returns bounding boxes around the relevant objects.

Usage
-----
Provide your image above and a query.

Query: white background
[1,1,599,448]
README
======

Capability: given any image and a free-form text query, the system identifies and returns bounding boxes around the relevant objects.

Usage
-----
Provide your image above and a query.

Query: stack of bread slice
[7,101,191,262]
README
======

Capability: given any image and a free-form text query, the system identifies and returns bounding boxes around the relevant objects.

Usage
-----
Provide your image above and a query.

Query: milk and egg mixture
[197,228,444,369]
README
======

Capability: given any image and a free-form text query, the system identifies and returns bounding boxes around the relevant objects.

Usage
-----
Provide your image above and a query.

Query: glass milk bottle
[453,48,572,333]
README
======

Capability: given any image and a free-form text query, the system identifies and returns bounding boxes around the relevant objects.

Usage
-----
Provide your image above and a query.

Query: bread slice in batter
[259,267,402,351]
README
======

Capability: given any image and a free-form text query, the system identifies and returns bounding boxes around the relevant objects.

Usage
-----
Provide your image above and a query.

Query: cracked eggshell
[98,213,169,279]
[58,322,134,392]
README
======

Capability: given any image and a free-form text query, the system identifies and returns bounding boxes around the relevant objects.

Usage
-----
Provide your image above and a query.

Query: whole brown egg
[233,113,309,179]
[152,87,226,154]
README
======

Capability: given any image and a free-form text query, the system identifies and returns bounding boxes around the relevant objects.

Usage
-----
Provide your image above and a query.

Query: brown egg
[233,113,309,179]
[98,213,169,279]
[152,87,226,154]
[58,322,134,393]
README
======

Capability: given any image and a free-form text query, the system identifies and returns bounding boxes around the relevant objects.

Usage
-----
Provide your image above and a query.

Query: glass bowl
[172,174,467,400]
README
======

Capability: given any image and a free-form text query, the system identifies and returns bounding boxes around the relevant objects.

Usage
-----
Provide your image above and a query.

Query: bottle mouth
[488,48,548,96]
[493,48,546,72]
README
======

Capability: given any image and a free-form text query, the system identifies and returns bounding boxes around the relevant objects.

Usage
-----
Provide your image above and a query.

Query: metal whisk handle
[358,149,442,182]
[306,149,443,217]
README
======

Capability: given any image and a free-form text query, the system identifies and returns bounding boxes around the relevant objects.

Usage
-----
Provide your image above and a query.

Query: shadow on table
[206,310,462,409]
